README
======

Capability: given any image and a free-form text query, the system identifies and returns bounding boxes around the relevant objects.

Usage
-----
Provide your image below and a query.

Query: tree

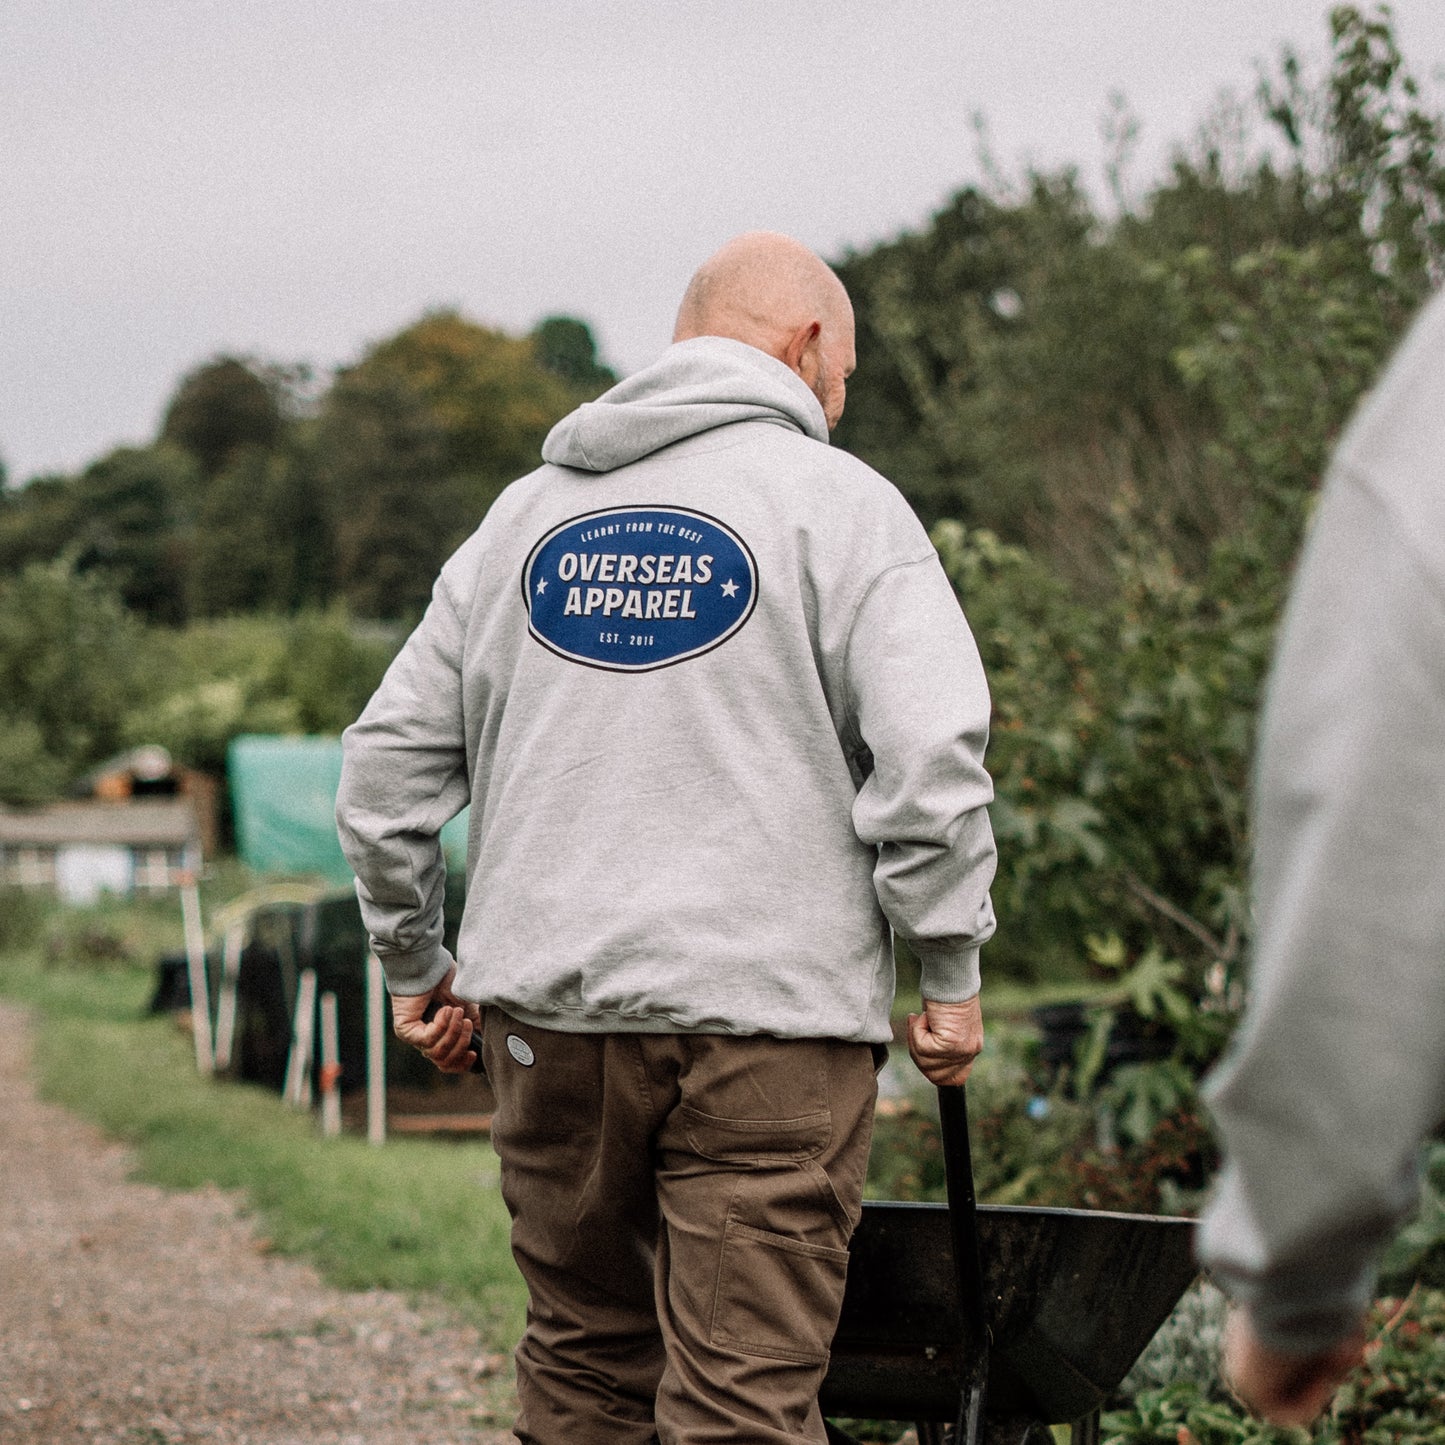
[160,356,288,480]
[834,6,1444,597]
[0,473,85,577]
[67,445,197,624]
[0,563,148,800]
[833,176,1215,581]
[844,6,1445,988]
[316,310,589,617]
[184,444,332,618]
[531,315,617,390]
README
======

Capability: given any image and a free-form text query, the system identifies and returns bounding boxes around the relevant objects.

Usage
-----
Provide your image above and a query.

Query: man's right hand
[1222,1308,1367,1426]
[907,995,983,1085]
[390,967,481,1074]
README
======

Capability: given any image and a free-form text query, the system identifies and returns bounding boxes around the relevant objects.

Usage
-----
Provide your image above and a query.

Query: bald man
[338,232,998,1443]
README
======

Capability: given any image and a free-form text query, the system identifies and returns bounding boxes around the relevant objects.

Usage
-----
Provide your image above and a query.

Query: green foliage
[1102,1288,1445,1443]
[899,31,1442,976]
[0,888,47,950]
[838,5,1445,598]
[1166,240,1400,581]
[61,444,198,623]
[930,522,1103,981]
[184,442,332,618]
[531,315,618,390]
[124,609,399,777]
[0,473,85,573]
[833,170,1235,582]
[0,549,393,799]
[318,309,589,617]
[0,562,150,800]
[1074,943,1237,1164]
[833,173,1199,554]
[0,716,69,806]
[160,355,288,479]
[1380,1142,1445,1292]
[3,310,614,625]
[865,1020,1214,1217]
[933,518,1257,989]
[1118,1279,1230,1404]
[883,21,1445,1257]
[1263,6,1445,303]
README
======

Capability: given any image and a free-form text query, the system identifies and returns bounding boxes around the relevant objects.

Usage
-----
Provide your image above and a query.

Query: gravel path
[0,1001,516,1445]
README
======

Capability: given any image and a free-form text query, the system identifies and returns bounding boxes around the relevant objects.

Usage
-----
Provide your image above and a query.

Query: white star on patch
[536,577,547,594]
[721,579,739,598]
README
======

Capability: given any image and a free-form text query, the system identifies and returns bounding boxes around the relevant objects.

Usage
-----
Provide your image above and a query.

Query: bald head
[673,232,856,429]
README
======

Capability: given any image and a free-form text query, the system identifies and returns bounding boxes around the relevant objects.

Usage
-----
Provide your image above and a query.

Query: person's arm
[336,570,472,1000]
[1199,469,1445,1389]
[845,552,997,1081]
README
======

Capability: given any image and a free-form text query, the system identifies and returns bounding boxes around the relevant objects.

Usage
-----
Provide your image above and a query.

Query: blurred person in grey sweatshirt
[336,232,997,1444]
[1198,287,1445,1425]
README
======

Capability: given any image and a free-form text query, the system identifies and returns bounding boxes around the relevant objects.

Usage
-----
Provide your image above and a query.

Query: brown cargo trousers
[477,1008,881,1444]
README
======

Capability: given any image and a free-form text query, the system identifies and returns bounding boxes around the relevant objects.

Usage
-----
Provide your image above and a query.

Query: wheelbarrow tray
[821,1198,1197,1427]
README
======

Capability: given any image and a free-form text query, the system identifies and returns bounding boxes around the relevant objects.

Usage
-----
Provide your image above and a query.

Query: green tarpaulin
[228,734,468,884]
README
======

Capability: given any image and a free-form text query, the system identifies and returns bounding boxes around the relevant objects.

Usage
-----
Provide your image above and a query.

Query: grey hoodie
[337,336,996,1044]
[1198,290,1445,1351]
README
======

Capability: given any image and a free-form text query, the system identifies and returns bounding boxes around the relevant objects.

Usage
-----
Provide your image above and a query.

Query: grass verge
[0,894,526,1345]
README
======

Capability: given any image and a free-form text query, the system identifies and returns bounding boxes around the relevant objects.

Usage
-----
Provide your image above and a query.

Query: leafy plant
[123,609,399,778]
[1379,1142,1445,1292]
[0,561,151,800]
[1102,1287,1445,1443]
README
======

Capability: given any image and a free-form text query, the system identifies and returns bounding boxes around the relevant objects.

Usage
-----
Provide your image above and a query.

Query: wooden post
[284,968,317,1108]
[366,952,387,1146]
[319,991,342,1139]
[180,876,213,1075]
[212,921,245,1072]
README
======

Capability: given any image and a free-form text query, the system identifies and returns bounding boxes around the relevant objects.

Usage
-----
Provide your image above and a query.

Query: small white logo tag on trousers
[506,1034,535,1066]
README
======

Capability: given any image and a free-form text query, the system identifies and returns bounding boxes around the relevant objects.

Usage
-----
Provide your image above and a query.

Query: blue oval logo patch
[522,506,758,672]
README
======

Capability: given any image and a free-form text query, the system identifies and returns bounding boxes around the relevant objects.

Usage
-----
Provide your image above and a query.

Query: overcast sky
[4,1,1444,486]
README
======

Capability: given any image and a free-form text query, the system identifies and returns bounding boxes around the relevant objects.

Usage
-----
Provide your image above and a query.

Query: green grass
[0,889,526,1344]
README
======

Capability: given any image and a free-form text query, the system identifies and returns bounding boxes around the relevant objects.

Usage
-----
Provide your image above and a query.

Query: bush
[0,888,46,951]
[0,562,149,799]
[1102,1287,1445,1443]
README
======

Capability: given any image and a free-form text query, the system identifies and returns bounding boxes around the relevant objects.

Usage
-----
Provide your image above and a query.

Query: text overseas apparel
[336,336,997,1043]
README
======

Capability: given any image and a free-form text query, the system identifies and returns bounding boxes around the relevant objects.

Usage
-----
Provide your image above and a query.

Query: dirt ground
[0,1001,517,1445]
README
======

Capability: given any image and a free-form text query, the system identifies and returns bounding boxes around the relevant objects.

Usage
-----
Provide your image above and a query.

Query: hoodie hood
[541,336,829,473]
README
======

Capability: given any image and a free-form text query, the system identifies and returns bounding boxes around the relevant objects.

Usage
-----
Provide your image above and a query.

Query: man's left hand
[390,967,482,1074]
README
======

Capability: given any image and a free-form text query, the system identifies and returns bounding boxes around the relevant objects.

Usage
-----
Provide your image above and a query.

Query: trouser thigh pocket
[710,1214,851,1364]
[660,1038,872,1367]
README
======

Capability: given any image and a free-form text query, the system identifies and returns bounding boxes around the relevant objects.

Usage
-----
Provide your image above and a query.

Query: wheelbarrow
[820,1086,1199,1445]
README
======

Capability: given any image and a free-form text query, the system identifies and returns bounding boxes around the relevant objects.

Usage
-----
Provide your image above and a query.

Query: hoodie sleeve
[1197,465,1445,1352]
[336,574,471,996]
[845,551,997,1001]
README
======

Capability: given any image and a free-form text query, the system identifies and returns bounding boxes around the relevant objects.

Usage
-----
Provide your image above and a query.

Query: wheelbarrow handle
[938,1083,989,1445]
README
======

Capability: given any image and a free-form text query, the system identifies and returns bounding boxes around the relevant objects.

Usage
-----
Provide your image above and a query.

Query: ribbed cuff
[913,942,982,1003]
[1215,1266,1374,1356]
[374,942,456,997]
